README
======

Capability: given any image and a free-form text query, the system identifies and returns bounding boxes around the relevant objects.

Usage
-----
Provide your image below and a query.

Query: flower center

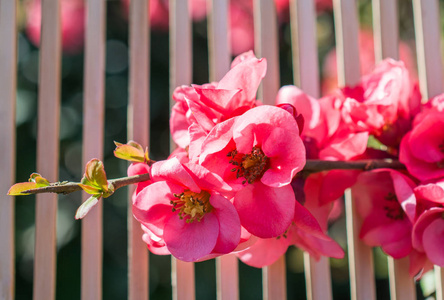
[383,192,404,220]
[228,146,270,184]
[171,190,212,223]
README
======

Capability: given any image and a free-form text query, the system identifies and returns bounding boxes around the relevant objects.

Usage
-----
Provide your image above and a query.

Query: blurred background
[12,0,436,299]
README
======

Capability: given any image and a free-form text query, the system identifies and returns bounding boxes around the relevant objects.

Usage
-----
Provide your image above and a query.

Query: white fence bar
[290,0,332,299]
[33,0,61,299]
[0,0,17,299]
[372,0,398,62]
[254,0,280,105]
[170,1,195,299]
[263,256,287,300]
[333,0,361,87]
[82,0,106,299]
[412,1,444,299]
[253,1,285,299]
[372,1,417,299]
[388,257,415,300]
[290,0,320,99]
[412,0,443,101]
[207,0,240,299]
[208,0,230,82]
[334,0,376,298]
[216,255,239,300]
[128,0,150,299]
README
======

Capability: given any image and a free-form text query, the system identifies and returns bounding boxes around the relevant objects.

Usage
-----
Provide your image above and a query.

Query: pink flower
[236,172,344,267]
[353,169,417,259]
[199,105,305,237]
[400,110,444,181]
[170,51,266,151]
[25,0,85,55]
[276,85,369,160]
[338,59,416,134]
[132,158,241,261]
[322,30,417,95]
[412,207,444,266]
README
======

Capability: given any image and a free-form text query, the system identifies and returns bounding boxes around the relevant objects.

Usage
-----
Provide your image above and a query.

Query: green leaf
[127,140,144,152]
[114,144,145,162]
[29,173,50,187]
[367,135,388,151]
[78,183,101,195]
[7,182,38,195]
[75,195,101,220]
[83,159,108,192]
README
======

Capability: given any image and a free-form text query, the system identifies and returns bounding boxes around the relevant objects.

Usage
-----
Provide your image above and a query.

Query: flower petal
[164,213,219,262]
[234,182,294,238]
[210,193,241,254]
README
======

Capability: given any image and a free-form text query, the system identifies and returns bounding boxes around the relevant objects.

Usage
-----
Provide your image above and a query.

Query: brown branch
[19,159,406,196]
[22,173,151,195]
[304,159,406,173]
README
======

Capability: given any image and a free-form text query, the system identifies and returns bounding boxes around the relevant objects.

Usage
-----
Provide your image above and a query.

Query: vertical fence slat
[254,0,280,105]
[82,0,106,299]
[253,1,285,299]
[216,255,239,300]
[33,0,61,299]
[333,0,361,87]
[334,0,376,299]
[387,257,415,300]
[262,256,286,300]
[290,0,320,98]
[372,1,417,299]
[412,1,444,298]
[290,1,332,299]
[413,0,443,101]
[372,0,398,62]
[0,1,17,299]
[207,1,239,299]
[208,0,230,82]
[128,0,150,299]
[345,184,377,300]
[170,1,195,299]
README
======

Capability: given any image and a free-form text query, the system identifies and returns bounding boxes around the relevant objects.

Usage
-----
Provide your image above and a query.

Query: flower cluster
[130,51,444,277]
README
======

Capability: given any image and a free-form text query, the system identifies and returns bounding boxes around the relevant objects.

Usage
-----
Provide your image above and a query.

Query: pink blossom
[25,0,85,55]
[170,51,266,150]
[236,172,344,267]
[276,85,369,161]
[322,29,417,95]
[353,169,417,259]
[400,110,444,181]
[132,158,240,261]
[199,105,305,237]
[412,207,444,266]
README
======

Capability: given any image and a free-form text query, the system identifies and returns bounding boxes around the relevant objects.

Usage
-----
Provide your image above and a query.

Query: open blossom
[199,105,305,238]
[170,51,266,151]
[400,110,444,181]
[353,169,417,259]
[322,30,417,95]
[236,172,344,267]
[132,158,241,262]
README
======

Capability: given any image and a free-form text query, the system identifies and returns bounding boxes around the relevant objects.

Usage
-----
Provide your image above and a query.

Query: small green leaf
[78,183,101,195]
[114,144,145,162]
[127,140,144,152]
[7,182,38,195]
[75,195,101,219]
[83,159,108,192]
[29,173,50,187]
